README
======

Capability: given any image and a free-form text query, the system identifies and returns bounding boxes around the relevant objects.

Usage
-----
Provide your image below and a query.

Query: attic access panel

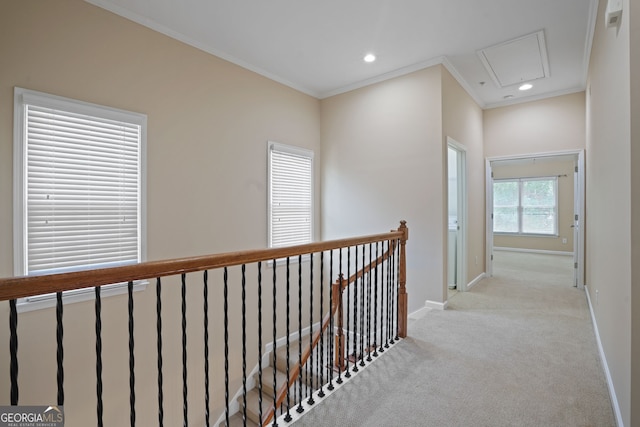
[478,31,550,88]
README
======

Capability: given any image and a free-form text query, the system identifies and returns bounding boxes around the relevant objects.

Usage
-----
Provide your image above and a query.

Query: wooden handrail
[1,220,408,427]
[260,221,407,426]
[0,230,403,301]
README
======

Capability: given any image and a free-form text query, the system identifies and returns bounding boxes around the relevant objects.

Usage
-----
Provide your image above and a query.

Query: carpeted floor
[293,251,615,427]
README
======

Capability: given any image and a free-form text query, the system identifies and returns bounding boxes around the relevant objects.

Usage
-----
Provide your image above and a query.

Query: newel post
[398,220,409,338]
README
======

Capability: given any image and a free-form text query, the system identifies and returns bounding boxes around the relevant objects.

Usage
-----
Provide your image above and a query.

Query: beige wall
[441,68,485,288]
[492,160,575,253]
[484,92,586,159]
[586,0,632,425]
[631,0,640,423]
[321,66,445,311]
[0,0,321,424]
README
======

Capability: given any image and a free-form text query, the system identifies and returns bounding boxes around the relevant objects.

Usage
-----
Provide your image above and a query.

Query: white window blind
[268,142,313,248]
[14,88,146,278]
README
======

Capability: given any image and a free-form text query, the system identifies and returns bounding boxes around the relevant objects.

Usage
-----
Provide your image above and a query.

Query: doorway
[485,150,585,289]
[447,138,467,292]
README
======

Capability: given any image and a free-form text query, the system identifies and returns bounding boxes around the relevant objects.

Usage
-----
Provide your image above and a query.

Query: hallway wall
[321,66,444,312]
[586,0,634,425]
[0,1,321,424]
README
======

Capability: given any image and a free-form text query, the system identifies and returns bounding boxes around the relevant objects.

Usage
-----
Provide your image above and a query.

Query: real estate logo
[0,406,64,427]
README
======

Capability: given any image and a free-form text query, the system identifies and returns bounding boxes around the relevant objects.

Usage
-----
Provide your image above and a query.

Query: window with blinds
[268,141,313,248]
[14,88,146,284]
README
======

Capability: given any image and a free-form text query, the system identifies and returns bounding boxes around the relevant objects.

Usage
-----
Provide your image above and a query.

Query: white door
[447,138,467,291]
[573,152,585,289]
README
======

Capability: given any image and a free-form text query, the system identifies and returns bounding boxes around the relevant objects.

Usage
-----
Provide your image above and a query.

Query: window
[493,177,558,235]
[268,141,313,248]
[14,88,146,308]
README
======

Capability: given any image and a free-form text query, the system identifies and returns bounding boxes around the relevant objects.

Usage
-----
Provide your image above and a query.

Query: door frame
[447,137,468,292]
[485,149,585,289]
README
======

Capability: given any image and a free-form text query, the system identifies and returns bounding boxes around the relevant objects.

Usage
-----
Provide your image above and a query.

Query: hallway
[293,252,615,426]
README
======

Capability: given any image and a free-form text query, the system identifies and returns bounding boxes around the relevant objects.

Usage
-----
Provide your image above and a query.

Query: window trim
[13,87,147,311]
[267,141,314,252]
[493,176,558,237]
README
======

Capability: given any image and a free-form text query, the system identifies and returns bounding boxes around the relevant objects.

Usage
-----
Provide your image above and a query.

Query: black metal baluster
[181,275,188,427]
[257,262,263,425]
[393,240,400,341]
[9,299,18,406]
[128,281,136,427]
[318,251,325,398]
[223,268,230,427]
[336,248,343,385]
[345,247,351,379]
[95,288,103,427]
[307,253,315,406]
[282,257,291,422]
[203,272,210,427]
[156,278,164,427]
[296,255,304,414]
[352,245,359,374]
[327,250,335,391]
[373,242,379,357]
[367,244,373,362]
[390,243,396,345]
[379,242,386,354]
[56,292,64,406]
[384,246,395,348]
[271,260,278,427]
[241,265,248,425]
[359,245,365,367]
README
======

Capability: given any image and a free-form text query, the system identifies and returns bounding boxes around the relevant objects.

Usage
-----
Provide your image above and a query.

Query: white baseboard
[425,299,448,310]
[408,306,431,320]
[494,246,574,257]
[467,272,485,290]
[584,285,624,427]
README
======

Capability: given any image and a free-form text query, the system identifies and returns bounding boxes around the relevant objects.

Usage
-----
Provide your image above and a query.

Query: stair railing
[260,221,408,426]
[0,221,408,427]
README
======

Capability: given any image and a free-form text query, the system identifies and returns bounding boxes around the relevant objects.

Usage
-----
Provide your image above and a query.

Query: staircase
[223,335,328,427]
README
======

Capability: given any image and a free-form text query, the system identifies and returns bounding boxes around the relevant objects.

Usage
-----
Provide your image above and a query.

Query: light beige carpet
[293,251,615,427]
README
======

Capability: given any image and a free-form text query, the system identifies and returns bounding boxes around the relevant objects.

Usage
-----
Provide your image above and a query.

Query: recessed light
[504,95,514,99]
[364,53,376,63]
[519,83,533,91]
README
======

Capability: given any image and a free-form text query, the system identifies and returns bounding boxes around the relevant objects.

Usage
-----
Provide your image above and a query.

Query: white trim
[408,305,431,320]
[275,339,401,425]
[319,56,444,99]
[494,247,574,257]
[484,86,586,110]
[447,138,468,293]
[425,299,449,311]
[441,57,485,108]
[262,322,320,367]
[582,0,600,86]
[477,31,550,90]
[486,158,494,277]
[466,272,486,290]
[584,286,624,427]
[487,149,584,163]
[85,0,317,98]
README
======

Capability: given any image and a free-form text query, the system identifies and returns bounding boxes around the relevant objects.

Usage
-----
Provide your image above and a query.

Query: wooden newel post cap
[399,220,408,241]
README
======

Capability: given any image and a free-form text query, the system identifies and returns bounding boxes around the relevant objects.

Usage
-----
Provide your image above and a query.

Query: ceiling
[86,0,599,109]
